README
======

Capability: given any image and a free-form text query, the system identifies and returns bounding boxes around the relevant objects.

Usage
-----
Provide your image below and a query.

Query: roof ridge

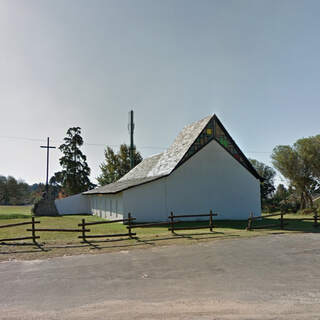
[147,115,212,177]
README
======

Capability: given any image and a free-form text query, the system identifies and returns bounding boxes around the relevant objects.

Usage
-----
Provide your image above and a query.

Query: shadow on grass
[250,217,320,233]
[132,220,248,230]
[0,241,48,254]
[133,218,320,234]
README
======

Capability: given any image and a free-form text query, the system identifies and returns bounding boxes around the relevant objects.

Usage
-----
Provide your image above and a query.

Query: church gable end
[176,115,261,180]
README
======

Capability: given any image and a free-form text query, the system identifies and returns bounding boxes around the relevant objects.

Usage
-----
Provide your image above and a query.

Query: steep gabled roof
[83,114,261,195]
[147,115,212,177]
[119,153,163,181]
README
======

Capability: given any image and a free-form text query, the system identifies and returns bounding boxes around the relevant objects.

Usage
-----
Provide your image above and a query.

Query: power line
[0,135,273,153]
[245,151,273,154]
[0,135,167,150]
[0,135,45,142]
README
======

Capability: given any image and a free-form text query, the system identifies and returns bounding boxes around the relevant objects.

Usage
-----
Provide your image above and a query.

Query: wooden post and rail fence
[0,217,40,243]
[5,208,319,245]
[78,213,136,242]
[0,209,218,245]
[168,210,218,234]
[247,210,319,231]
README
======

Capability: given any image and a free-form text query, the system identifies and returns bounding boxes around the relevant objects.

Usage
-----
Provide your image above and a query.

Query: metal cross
[40,137,56,198]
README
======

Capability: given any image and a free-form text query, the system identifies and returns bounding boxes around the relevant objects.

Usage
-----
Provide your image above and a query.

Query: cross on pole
[40,137,56,198]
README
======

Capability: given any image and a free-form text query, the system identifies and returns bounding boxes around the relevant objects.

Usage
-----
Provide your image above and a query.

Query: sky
[0,0,320,186]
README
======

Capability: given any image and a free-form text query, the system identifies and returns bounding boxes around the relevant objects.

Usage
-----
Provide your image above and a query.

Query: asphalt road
[1,233,320,320]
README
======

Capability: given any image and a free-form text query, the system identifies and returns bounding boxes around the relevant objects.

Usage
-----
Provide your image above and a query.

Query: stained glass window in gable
[214,120,249,168]
[179,119,215,164]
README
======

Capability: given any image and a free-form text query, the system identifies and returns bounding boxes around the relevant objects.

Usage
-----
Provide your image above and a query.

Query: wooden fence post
[209,209,213,232]
[170,211,174,234]
[81,218,86,242]
[128,212,133,239]
[280,213,284,230]
[314,210,318,228]
[31,216,36,243]
[247,212,253,231]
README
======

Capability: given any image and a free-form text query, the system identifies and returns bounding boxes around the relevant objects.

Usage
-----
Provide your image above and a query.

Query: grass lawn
[0,205,32,219]
[0,205,319,261]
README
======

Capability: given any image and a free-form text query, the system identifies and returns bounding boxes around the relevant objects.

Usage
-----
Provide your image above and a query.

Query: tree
[53,127,94,196]
[295,135,320,183]
[0,176,32,205]
[273,184,289,203]
[0,175,9,205]
[271,136,320,209]
[250,159,276,205]
[97,144,143,185]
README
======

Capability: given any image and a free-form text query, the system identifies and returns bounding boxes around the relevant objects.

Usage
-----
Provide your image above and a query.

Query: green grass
[0,205,32,219]
[0,206,319,261]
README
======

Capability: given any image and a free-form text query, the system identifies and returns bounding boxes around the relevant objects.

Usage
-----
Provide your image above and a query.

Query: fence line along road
[0,217,40,244]
[79,213,136,242]
[247,212,287,231]
[246,211,319,231]
[169,210,218,234]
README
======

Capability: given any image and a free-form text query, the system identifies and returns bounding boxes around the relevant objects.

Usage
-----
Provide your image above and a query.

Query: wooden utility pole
[40,137,56,198]
[128,110,135,169]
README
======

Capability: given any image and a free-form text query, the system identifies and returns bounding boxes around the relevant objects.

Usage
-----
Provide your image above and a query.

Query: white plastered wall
[89,193,124,220]
[122,139,261,221]
[122,178,167,222]
[166,140,261,220]
[55,193,90,215]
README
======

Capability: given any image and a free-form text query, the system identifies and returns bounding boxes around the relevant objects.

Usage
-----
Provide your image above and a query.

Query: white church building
[55,115,262,221]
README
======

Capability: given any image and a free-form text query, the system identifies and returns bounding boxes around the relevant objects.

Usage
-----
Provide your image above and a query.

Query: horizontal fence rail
[0,236,40,242]
[169,210,217,234]
[78,218,134,226]
[130,222,170,228]
[171,213,218,219]
[27,228,90,232]
[0,220,40,229]
[79,233,136,239]
[79,214,136,242]
[247,212,287,231]
[286,214,319,228]
[0,217,40,244]
[247,211,319,231]
[248,212,288,220]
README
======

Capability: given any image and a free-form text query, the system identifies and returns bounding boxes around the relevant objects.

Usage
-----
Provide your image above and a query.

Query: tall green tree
[53,127,94,196]
[295,135,320,182]
[0,176,31,205]
[273,184,289,203]
[97,144,143,185]
[271,135,320,209]
[0,175,9,205]
[250,159,276,205]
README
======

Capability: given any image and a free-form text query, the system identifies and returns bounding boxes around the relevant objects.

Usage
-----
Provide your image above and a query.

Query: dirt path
[1,233,320,319]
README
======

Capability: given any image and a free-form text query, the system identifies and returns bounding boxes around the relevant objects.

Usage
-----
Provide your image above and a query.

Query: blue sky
[0,0,319,185]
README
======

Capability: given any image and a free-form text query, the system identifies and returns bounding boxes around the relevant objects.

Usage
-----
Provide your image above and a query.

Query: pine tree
[54,127,94,196]
[97,144,142,185]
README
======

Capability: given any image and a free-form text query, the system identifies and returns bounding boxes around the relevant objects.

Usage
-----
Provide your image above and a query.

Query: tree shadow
[0,241,48,253]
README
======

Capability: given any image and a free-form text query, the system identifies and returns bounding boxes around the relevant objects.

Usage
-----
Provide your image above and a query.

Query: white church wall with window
[89,193,124,219]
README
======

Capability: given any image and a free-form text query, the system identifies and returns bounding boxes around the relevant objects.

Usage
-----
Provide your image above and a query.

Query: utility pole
[128,110,135,169]
[40,137,56,198]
